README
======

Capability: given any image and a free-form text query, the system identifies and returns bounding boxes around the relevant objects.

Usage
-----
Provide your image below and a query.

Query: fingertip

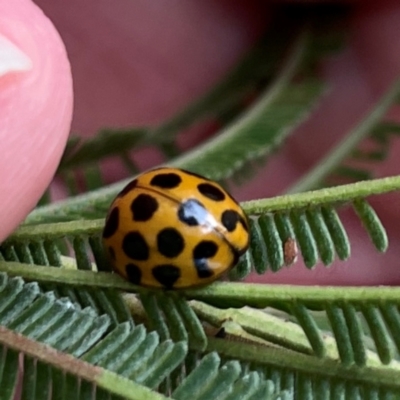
[0,0,73,241]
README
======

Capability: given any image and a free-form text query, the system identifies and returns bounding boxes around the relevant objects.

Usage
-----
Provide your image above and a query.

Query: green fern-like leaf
[24,27,327,225]
[287,79,400,193]
[0,274,171,399]
[0,273,292,399]
[7,176,396,281]
[6,270,400,396]
[58,16,302,176]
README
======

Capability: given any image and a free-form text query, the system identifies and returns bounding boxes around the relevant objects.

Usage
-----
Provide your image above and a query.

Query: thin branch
[243,174,400,215]
[208,338,400,389]
[0,326,169,400]
[170,28,312,177]
[3,262,400,304]
[24,29,317,225]
[286,78,400,194]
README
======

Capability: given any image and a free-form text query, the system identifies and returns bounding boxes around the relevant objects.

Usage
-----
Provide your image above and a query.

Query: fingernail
[0,34,32,76]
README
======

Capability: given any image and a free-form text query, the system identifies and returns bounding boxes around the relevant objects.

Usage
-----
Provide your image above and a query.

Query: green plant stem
[5,219,104,241]
[60,21,297,171]
[243,174,400,215]
[185,282,400,307]
[0,326,169,400]
[3,262,400,305]
[169,29,310,175]
[207,338,400,389]
[286,79,400,194]
[191,301,387,368]
[25,29,311,225]
[22,172,400,228]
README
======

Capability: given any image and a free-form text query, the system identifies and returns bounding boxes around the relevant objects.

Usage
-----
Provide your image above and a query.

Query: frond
[48,19,300,199]
[233,176,397,277]
[2,269,400,397]
[8,176,398,282]
[171,352,286,400]
[287,79,400,194]
[25,25,330,225]
[57,13,310,175]
[235,197,386,276]
[139,291,207,351]
[0,221,210,351]
[0,273,292,399]
[0,221,138,329]
[186,282,400,367]
[60,127,148,171]
[0,219,106,269]
[0,273,172,399]
[186,284,400,398]
[173,79,324,185]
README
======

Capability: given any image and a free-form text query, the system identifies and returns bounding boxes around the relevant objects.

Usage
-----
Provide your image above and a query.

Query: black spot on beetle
[157,228,184,258]
[125,263,142,285]
[193,241,218,278]
[117,179,138,198]
[221,209,241,232]
[193,240,218,259]
[197,183,226,201]
[150,173,181,189]
[103,207,119,238]
[122,231,149,260]
[152,264,181,289]
[177,199,208,226]
[131,194,158,221]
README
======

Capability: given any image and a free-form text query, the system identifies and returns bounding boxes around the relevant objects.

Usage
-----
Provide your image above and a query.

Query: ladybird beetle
[102,167,249,289]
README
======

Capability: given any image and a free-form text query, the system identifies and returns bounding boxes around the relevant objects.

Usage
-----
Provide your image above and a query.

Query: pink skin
[3,0,400,285]
[0,0,73,242]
